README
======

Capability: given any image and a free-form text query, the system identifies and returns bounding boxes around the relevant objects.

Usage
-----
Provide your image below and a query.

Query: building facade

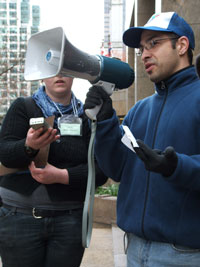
[0,0,40,120]
[103,0,126,61]
[102,0,131,118]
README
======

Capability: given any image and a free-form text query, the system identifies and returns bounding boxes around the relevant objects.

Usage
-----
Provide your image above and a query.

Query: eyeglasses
[136,37,179,56]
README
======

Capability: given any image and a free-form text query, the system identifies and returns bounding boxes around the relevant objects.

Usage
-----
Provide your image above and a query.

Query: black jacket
[0,97,107,202]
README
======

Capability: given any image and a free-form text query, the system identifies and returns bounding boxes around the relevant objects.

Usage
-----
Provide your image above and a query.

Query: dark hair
[187,48,193,65]
[168,33,193,65]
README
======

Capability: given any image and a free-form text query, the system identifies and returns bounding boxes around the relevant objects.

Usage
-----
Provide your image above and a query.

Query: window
[2,36,7,42]
[0,3,7,9]
[10,20,17,25]
[20,27,27,34]
[10,68,18,74]
[0,11,7,17]
[10,36,17,42]
[10,52,17,58]
[9,3,17,10]
[10,27,17,34]
[10,43,17,50]
[31,27,39,34]
[0,51,7,57]
[0,28,7,34]
[20,35,27,41]
[0,20,7,26]
[20,44,26,50]
[9,11,17,18]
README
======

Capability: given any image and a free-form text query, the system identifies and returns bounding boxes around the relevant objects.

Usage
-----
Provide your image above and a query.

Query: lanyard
[52,94,78,117]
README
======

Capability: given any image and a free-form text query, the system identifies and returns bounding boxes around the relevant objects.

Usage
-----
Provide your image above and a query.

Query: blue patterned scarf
[32,86,84,127]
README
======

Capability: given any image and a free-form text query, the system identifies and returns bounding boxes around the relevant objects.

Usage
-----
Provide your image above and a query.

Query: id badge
[58,114,82,136]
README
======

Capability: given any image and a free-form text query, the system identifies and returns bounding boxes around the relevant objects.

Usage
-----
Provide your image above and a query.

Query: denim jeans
[0,206,84,267]
[127,233,200,267]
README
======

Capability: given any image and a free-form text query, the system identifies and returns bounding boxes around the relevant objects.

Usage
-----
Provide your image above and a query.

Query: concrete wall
[113,0,200,117]
[93,195,117,224]
[162,0,200,56]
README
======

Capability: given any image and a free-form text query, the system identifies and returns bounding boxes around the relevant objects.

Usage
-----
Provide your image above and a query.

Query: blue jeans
[127,233,200,267]
[0,206,84,267]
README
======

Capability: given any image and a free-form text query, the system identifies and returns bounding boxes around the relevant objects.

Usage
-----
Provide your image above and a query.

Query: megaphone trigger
[94,80,115,95]
[85,101,103,121]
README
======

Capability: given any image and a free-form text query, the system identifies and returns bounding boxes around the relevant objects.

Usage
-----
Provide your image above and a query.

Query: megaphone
[24,27,134,119]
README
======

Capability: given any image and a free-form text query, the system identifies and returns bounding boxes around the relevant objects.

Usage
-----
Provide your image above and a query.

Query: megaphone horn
[24,27,134,90]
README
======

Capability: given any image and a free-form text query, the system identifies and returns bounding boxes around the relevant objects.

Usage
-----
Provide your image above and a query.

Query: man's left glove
[135,139,178,177]
[84,86,113,121]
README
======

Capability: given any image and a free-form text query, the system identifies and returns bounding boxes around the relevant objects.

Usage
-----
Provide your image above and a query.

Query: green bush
[95,184,119,196]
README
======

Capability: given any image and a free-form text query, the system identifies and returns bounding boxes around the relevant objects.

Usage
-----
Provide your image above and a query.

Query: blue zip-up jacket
[95,66,200,248]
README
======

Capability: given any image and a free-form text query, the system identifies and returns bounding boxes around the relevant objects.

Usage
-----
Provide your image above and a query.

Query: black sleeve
[0,97,36,168]
[67,161,108,189]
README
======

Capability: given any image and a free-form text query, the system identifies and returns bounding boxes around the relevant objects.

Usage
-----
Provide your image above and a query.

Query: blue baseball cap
[123,12,195,49]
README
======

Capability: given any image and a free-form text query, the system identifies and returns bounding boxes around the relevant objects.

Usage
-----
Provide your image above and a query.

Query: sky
[31,0,104,102]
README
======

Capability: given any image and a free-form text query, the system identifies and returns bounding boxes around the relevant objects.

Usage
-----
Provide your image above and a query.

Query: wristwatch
[24,144,39,157]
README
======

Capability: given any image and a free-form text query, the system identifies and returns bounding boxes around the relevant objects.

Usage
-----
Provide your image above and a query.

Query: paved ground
[0,223,126,267]
[81,223,115,267]
[112,224,127,267]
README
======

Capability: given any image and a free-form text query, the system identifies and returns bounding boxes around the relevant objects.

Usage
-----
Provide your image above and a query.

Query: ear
[176,36,189,56]
[40,79,45,86]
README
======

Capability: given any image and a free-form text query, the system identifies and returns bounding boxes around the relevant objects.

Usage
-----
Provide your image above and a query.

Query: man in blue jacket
[84,12,200,266]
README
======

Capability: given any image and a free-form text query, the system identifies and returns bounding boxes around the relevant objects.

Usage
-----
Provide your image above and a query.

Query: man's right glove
[84,86,113,121]
[135,139,178,177]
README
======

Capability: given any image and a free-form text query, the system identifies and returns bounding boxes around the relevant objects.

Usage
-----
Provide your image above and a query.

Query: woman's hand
[29,161,69,185]
[25,127,60,150]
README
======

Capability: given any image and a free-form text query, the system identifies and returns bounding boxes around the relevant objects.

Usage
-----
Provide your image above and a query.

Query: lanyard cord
[71,94,78,116]
[53,95,94,248]
[52,101,63,116]
[82,121,97,248]
[52,94,78,117]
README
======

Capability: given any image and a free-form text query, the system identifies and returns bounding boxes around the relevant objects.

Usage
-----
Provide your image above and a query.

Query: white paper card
[60,123,81,136]
[121,125,139,152]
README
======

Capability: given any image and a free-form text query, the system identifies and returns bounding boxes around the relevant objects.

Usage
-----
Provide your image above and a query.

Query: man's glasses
[136,37,179,56]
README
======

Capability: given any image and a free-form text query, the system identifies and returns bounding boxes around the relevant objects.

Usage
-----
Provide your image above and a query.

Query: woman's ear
[40,79,45,86]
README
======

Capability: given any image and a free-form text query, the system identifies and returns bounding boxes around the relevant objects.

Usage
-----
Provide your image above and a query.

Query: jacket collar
[155,66,198,95]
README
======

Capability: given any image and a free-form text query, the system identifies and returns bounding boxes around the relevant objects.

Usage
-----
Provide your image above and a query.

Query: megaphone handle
[85,102,103,121]
[85,81,115,121]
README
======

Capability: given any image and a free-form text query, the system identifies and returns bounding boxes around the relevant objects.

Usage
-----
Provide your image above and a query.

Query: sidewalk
[81,223,114,267]
[81,223,126,267]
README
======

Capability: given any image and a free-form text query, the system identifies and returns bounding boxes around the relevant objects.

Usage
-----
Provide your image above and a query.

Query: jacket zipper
[141,81,168,239]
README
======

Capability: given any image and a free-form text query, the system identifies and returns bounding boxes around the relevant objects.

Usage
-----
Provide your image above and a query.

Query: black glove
[84,86,113,121]
[135,139,178,177]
